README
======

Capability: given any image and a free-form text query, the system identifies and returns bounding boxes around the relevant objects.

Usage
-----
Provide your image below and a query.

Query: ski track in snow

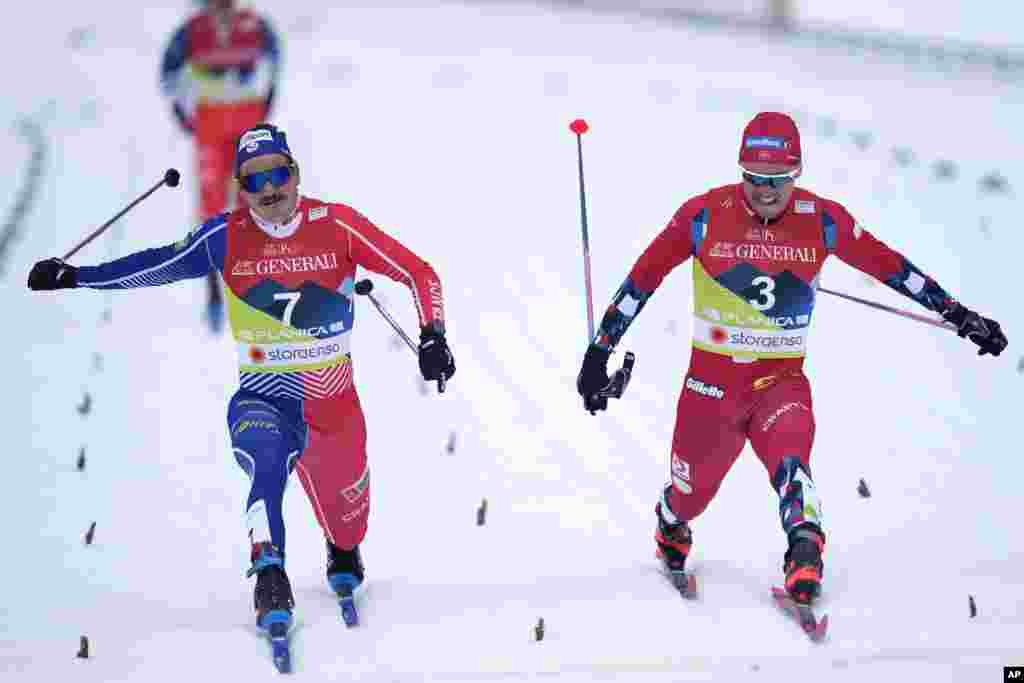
[4,2,1023,681]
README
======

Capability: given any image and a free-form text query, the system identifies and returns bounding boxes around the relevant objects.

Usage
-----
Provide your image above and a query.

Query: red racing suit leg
[294,386,370,551]
[665,370,747,523]
[664,352,824,541]
[747,373,824,538]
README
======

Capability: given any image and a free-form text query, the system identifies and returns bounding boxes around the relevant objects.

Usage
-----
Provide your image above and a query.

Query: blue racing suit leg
[227,389,308,552]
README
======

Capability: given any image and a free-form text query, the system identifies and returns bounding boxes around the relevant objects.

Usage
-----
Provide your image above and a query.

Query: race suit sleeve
[261,17,281,81]
[592,195,704,350]
[160,23,189,97]
[75,214,228,290]
[825,200,957,314]
[333,208,446,333]
[258,17,282,115]
[160,22,194,132]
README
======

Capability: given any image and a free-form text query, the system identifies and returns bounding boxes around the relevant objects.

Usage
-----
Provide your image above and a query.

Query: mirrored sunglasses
[740,166,799,189]
[239,164,294,193]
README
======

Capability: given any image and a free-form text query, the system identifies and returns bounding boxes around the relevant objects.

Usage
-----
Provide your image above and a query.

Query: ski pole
[569,118,636,405]
[570,118,596,345]
[62,168,180,261]
[818,286,956,331]
[354,278,446,393]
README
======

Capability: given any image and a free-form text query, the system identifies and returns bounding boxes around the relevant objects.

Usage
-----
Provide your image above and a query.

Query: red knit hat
[739,112,801,166]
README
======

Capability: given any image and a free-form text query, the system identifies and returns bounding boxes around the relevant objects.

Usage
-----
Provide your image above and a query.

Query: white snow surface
[3,2,1023,681]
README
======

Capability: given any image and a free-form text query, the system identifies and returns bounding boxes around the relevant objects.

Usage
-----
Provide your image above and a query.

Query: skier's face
[238,153,300,224]
[741,162,801,221]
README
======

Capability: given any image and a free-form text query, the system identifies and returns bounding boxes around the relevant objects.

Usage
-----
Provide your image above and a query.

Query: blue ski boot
[247,542,294,672]
[326,540,363,627]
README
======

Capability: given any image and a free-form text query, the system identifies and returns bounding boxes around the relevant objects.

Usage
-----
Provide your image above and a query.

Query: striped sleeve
[76,214,228,290]
[332,207,444,332]
[592,195,704,350]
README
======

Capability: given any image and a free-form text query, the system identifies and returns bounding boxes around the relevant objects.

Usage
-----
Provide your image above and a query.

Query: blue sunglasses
[239,164,294,193]
[741,166,799,189]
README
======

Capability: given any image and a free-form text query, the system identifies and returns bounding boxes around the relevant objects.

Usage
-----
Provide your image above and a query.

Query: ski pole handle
[354,278,446,394]
[599,351,636,400]
[62,169,180,261]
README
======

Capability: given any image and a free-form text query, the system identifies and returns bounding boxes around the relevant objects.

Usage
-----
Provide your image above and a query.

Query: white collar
[249,198,303,239]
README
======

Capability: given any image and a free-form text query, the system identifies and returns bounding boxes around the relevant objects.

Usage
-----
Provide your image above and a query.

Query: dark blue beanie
[235,124,294,177]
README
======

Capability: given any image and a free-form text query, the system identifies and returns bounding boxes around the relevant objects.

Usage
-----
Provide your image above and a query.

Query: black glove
[577,344,612,414]
[172,102,194,134]
[419,328,455,382]
[942,302,1007,357]
[28,258,77,291]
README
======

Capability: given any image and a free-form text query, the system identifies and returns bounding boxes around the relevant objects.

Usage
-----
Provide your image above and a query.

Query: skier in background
[28,123,456,633]
[161,0,281,333]
[576,112,1007,605]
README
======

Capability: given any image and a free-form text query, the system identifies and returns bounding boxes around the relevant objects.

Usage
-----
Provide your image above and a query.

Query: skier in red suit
[28,124,455,633]
[576,112,1007,604]
[161,0,281,332]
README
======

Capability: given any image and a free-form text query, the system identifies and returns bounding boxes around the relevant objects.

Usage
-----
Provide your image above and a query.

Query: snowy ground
[3,2,1023,681]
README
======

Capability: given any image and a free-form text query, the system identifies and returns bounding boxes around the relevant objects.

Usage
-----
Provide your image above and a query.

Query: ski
[329,574,362,627]
[258,610,293,673]
[662,567,699,600]
[337,585,359,627]
[770,586,828,642]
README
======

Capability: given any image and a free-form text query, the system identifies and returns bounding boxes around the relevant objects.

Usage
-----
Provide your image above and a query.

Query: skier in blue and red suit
[161,0,281,332]
[576,112,1007,604]
[28,124,455,633]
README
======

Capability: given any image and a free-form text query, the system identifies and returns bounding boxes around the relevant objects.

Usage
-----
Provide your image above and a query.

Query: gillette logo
[685,377,725,399]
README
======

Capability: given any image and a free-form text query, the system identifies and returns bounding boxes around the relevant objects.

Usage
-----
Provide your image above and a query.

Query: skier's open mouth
[260,194,285,207]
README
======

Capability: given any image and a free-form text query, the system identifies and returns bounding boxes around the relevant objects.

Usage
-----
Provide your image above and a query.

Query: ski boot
[655,489,697,598]
[326,540,364,626]
[247,542,294,631]
[783,526,825,605]
[655,506,692,572]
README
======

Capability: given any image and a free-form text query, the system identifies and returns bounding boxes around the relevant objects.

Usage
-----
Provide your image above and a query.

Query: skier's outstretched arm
[333,207,454,383]
[825,201,1007,356]
[577,195,704,412]
[28,214,227,292]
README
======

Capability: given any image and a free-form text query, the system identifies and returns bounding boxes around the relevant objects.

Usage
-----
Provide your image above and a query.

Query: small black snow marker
[476,498,487,526]
[84,522,96,545]
[77,392,92,416]
[534,617,545,642]
[77,635,89,659]
[857,478,871,498]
